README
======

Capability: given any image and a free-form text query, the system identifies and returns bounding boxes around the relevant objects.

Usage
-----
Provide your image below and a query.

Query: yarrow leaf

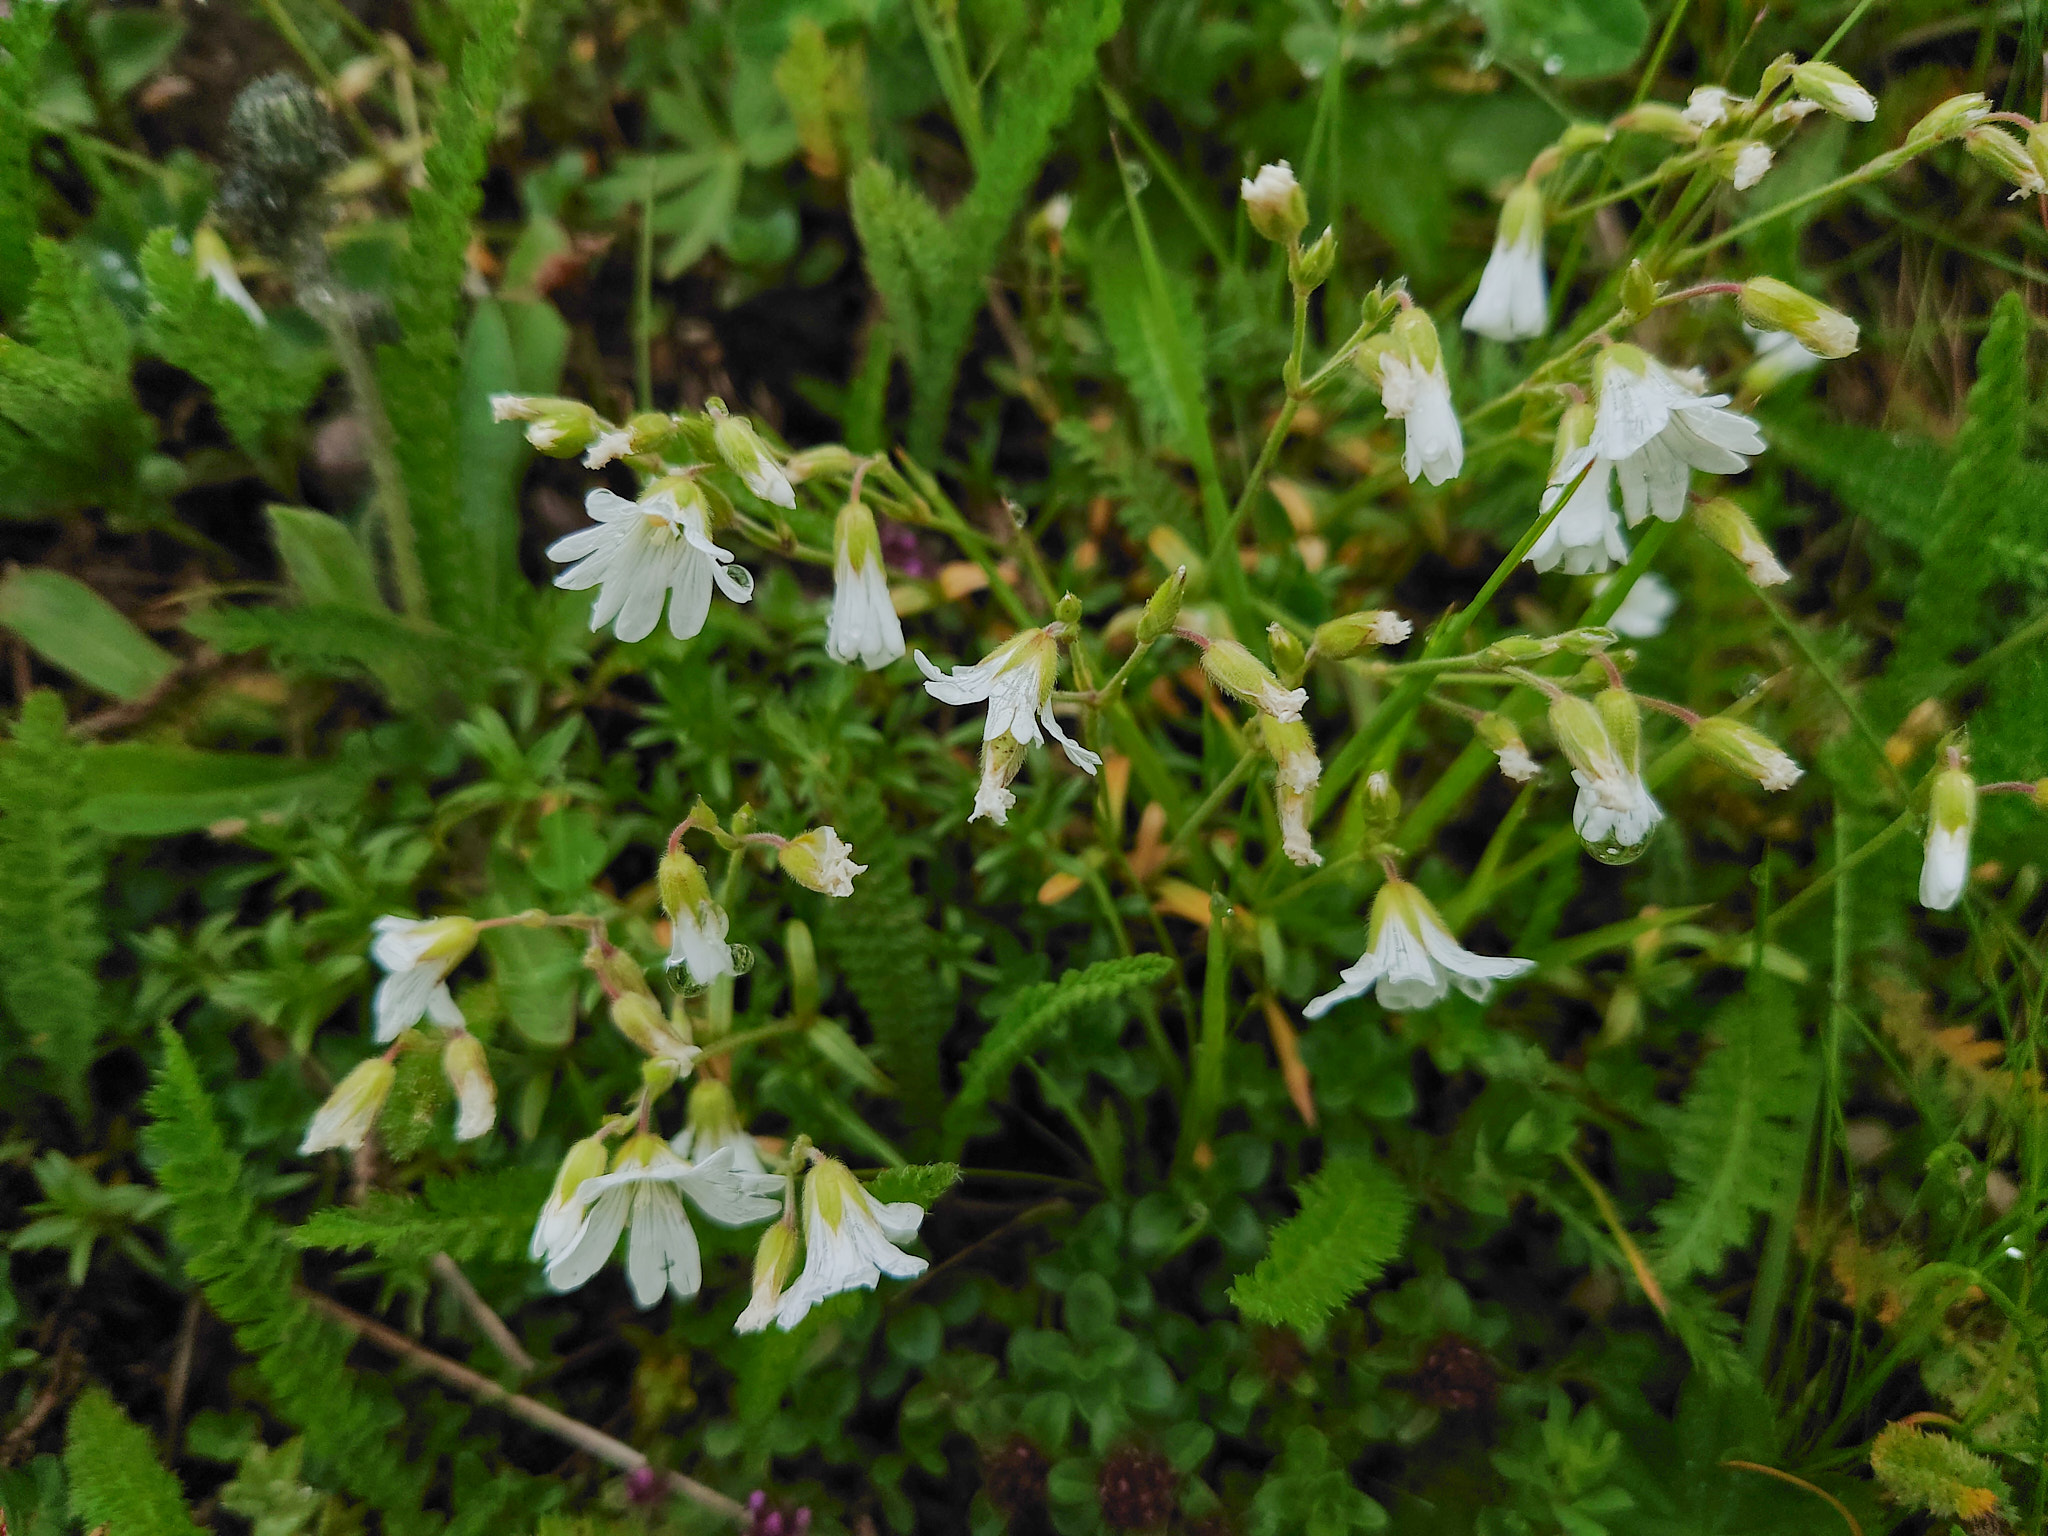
[1229,1155,1414,1329]
[63,1388,202,1536]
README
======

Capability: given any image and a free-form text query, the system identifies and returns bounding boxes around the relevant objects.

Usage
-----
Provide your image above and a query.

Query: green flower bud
[1547,692,1613,779]
[1389,305,1442,372]
[1559,627,1619,656]
[1692,498,1790,587]
[1291,225,1338,289]
[1558,122,1615,154]
[783,444,858,484]
[1614,103,1701,142]
[1789,60,1876,122]
[1054,591,1084,627]
[1481,635,1561,667]
[1137,567,1187,645]
[658,846,714,922]
[489,396,604,457]
[1964,125,2047,197]
[641,1056,682,1098]
[1738,276,1859,359]
[1201,638,1309,722]
[1313,610,1415,659]
[1907,92,1991,148]
[785,919,820,1023]
[1362,771,1401,840]
[1595,688,1642,768]
[1618,260,1659,324]
[1267,623,1308,687]
[585,941,654,1001]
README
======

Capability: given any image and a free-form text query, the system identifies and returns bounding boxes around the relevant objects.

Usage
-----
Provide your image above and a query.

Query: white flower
[666,900,735,988]
[1240,161,1307,244]
[531,1136,610,1264]
[1683,86,1740,128]
[1792,61,1877,123]
[1367,612,1412,645]
[1772,99,1822,124]
[777,826,866,897]
[919,629,1101,821]
[1573,770,1664,863]
[582,428,637,469]
[826,499,905,670]
[1591,345,1766,526]
[1919,765,1977,912]
[547,485,756,643]
[972,736,1029,827]
[1380,350,1465,486]
[735,1219,800,1334]
[442,1031,495,1142]
[299,1057,395,1155]
[710,406,796,509]
[1497,743,1539,782]
[774,1157,926,1328]
[1730,141,1774,191]
[370,916,477,1043]
[1042,194,1073,235]
[1551,691,1664,865]
[1602,573,1679,639]
[1462,181,1547,342]
[545,1137,781,1308]
[1262,716,1322,869]
[1303,879,1534,1017]
[671,1077,769,1179]
[1529,449,1627,575]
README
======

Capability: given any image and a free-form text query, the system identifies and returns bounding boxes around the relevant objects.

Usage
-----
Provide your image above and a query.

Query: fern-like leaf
[290,1167,551,1269]
[0,692,110,1104]
[1229,1155,1414,1329]
[867,1162,961,1209]
[940,953,1173,1156]
[24,238,131,375]
[64,1388,202,1536]
[1650,983,1814,1283]
[0,5,53,318]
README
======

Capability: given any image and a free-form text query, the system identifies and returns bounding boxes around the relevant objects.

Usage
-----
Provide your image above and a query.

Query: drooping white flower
[1591,345,1766,526]
[1692,497,1790,587]
[546,484,756,643]
[299,1057,395,1155]
[735,1218,800,1334]
[442,1031,496,1142]
[671,1076,768,1179]
[1261,716,1322,869]
[777,826,866,897]
[607,990,702,1071]
[370,915,478,1043]
[531,1135,611,1264]
[1738,278,1859,359]
[918,629,1101,823]
[826,498,905,670]
[1375,308,1464,486]
[1693,717,1804,792]
[1919,763,1977,912]
[1792,61,1877,123]
[1602,573,1679,639]
[1240,161,1307,244]
[1476,713,1539,783]
[1683,86,1741,129]
[1303,878,1534,1017]
[658,845,736,988]
[1551,690,1664,865]
[1729,141,1774,191]
[1528,404,1626,576]
[709,404,796,508]
[545,1138,781,1307]
[1199,638,1308,723]
[193,226,265,326]
[773,1157,926,1328]
[1462,180,1548,342]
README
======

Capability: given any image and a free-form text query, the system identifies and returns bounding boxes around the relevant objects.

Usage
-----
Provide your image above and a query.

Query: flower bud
[1477,713,1539,783]
[708,402,796,509]
[1692,497,1789,587]
[1738,277,1858,358]
[778,826,867,898]
[1618,260,1659,323]
[1362,771,1401,841]
[1389,305,1443,373]
[1790,60,1876,122]
[586,941,654,1001]
[299,1056,397,1155]
[1241,161,1308,244]
[782,444,857,484]
[1907,92,1991,148]
[1558,627,1619,656]
[1201,637,1308,722]
[1920,764,1978,911]
[1558,122,1614,154]
[490,396,604,457]
[1595,688,1642,768]
[1693,717,1804,792]
[1137,567,1187,645]
[785,918,820,1023]
[1722,140,1774,192]
[1313,610,1413,659]
[611,991,671,1056]
[736,1218,801,1333]
[1053,591,1084,627]
[1291,225,1337,289]
[642,1055,682,1098]
[442,1031,496,1141]
[659,846,714,923]
[1965,125,2047,198]
[1614,103,1700,142]
[1481,635,1561,667]
[1267,623,1307,687]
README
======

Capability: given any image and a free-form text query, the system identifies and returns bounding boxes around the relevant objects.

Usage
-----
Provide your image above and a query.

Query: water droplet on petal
[665,961,708,997]
[728,943,757,977]
[1583,832,1650,866]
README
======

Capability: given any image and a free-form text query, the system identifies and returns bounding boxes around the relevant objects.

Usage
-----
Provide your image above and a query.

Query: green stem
[636,160,656,412]
[1757,592,1907,801]
[316,294,429,621]
[1577,518,1675,628]
[1670,148,1915,270]
[1176,892,1233,1171]
[1167,748,1262,864]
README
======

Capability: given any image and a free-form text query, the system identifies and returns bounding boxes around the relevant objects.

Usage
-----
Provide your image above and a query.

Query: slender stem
[695,1020,805,1061]
[430,1252,535,1374]
[1167,748,1262,864]
[635,160,656,412]
[1578,518,1675,628]
[303,1292,746,1521]
[315,292,429,621]
[1176,892,1233,1171]
[1560,1148,1669,1319]
[1758,592,1907,800]
[1670,148,1915,269]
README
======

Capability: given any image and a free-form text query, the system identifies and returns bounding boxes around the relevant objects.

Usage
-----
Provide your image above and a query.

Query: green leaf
[1468,0,1649,79]
[1650,982,1814,1283]
[1229,1155,1414,1330]
[265,505,385,611]
[0,692,110,1104]
[868,1162,961,1209]
[76,743,343,836]
[289,1168,551,1268]
[0,6,53,318]
[454,297,567,631]
[940,953,1173,1156]
[482,921,580,1047]
[0,334,154,517]
[63,1388,202,1536]
[23,237,130,374]
[0,568,174,702]
[527,805,609,894]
